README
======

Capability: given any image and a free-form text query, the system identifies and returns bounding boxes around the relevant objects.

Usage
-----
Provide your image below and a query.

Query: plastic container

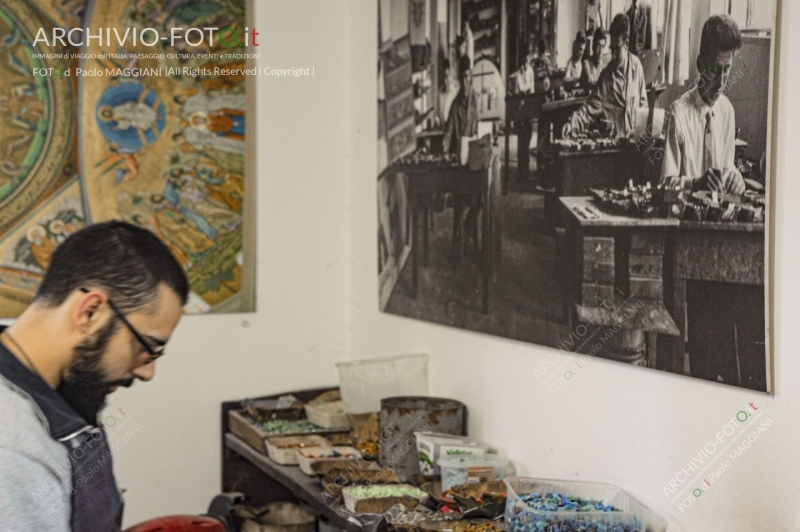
[336,354,429,414]
[243,396,306,422]
[503,477,667,532]
[296,446,361,476]
[265,435,332,465]
[439,454,512,492]
[341,484,429,514]
[304,401,349,429]
[416,432,490,475]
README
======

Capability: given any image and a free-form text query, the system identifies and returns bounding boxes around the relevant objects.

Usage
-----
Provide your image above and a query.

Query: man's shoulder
[668,90,697,117]
[0,376,64,462]
[0,376,28,447]
[629,54,645,74]
[715,93,735,116]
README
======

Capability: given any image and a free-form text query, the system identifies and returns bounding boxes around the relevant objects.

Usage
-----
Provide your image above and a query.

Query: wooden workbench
[388,157,502,314]
[537,97,588,161]
[221,387,363,532]
[540,148,644,233]
[667,219,766,387]
[224,434,363,532]
[560,197,679,367]
[559,196,766,383]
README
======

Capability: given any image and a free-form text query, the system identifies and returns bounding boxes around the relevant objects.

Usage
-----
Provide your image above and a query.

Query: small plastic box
[296,446,361,476]
[265,435,332,465]
[439,454,511,492]
[504,477,667,532]
[304,400,349,429]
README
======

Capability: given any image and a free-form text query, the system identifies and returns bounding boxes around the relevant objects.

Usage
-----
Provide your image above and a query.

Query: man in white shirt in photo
[565,31,587,83]
[660,14,746,194]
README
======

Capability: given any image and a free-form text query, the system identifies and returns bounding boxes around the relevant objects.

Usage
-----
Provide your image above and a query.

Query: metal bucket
[593,326,646,366]
[236,502,316,532]
[379,396,465,481]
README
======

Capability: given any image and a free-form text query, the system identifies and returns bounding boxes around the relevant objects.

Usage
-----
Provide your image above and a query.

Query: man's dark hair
[458,55,471,76]
[575,30,587,45]
[699,14,742,63]
[594,27,607,44]
[610,13,630,43]
[35,221,189,314]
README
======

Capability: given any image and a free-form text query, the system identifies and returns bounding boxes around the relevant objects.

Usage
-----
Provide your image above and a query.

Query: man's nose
[131,361,156,382]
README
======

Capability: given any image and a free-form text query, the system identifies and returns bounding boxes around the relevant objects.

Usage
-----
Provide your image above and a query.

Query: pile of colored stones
[519,492,620,513]
[506,492,644,532]
[256,419,321,435]
[346,485,426,499]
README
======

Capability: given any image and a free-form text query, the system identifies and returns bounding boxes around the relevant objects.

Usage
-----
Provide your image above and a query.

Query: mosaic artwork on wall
[0,0,80,315]
[0,0,252,316]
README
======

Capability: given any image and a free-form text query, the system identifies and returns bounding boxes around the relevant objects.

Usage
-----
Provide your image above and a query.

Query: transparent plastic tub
[504,477,667,532]
[439,454,513,492]
[336,354,429,414]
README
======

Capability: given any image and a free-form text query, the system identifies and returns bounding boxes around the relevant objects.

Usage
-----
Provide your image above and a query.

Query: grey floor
[385,133,573,346]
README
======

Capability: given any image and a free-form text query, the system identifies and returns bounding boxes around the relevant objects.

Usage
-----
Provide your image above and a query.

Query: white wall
[93,0,799,529]
[556,0,585,69]
[348,1,798,531]
[110,0,351,524]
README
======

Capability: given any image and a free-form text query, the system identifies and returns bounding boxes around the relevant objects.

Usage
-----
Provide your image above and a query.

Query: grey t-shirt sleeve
[0,448,70,532]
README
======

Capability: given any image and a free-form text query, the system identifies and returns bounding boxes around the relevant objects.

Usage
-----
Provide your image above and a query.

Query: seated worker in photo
[515,51,535,95]
[533,38,552,80]
[669,15,761,390]
[0,221,188,531]
[438,58,457,126]
[443,55,482,255]
[443,55,479,157]
[581,27,608,89]
[565,31,587,84]
[660,14,746,194]
[562,14,647,139]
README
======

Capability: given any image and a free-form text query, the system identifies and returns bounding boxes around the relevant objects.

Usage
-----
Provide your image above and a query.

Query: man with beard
[0,221,188,531]
[660,14,745,194]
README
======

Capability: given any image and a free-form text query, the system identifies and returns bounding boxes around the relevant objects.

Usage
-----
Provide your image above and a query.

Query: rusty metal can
[379,396,465,481]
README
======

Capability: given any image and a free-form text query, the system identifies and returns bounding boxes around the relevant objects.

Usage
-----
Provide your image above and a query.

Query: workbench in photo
[560,196,767,391]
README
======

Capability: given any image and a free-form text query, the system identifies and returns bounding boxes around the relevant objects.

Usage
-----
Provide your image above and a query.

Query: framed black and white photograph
[376,0,775,392]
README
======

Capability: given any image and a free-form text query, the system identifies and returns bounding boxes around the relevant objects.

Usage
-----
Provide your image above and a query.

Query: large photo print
[377,0,774,391]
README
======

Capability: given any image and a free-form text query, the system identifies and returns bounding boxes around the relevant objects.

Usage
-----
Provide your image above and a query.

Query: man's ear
[73,290,106,333]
